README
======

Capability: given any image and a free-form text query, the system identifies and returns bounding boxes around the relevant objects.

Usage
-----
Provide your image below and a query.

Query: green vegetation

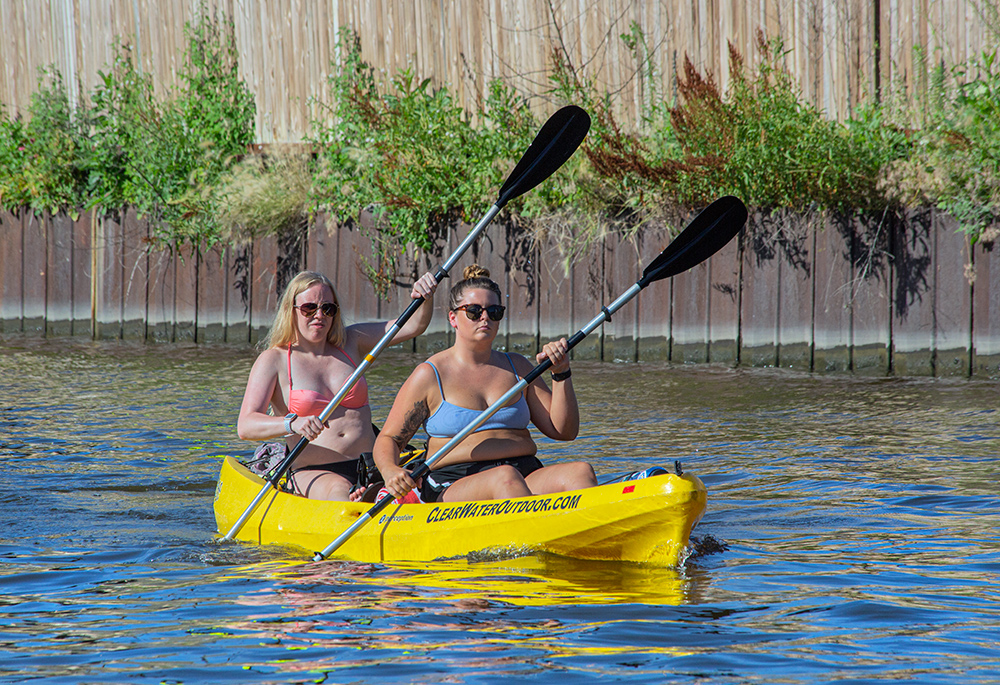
[880,48,1000,242]
[548,31,913,217]
[1,9,255,248]
[0,71,89,214]
[309,29,537,291]
[1,21,998,275]
[87,12,255,248]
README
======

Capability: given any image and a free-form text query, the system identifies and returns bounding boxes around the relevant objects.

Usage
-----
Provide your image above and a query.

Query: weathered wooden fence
[2,0,996,142]
[2,206,998,378]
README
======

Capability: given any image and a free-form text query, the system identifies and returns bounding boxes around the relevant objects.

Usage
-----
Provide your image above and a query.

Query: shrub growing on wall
[310,29,538,294]
[881,50,1000,243]
[0,72,89,214]
[86,13,256,248]
[0,10,255,250]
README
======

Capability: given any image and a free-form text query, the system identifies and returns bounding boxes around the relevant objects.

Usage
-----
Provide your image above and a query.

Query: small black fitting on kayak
[674,460,683,476]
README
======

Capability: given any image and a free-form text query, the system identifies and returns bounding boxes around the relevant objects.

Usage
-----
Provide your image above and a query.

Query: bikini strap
[336,346,358,368]
[423,361,446,400]
[287,344,293,393]
[503,352,521,381]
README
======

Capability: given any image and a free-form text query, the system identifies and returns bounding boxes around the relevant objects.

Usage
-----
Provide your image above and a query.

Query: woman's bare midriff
[428,429,536,467]
[285,406,374,468]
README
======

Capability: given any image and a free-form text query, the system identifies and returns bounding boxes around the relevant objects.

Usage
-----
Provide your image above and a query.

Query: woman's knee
[572,461,598,486]
[553,461,597,489]
[488,465,530,497]
[493,464,527,484]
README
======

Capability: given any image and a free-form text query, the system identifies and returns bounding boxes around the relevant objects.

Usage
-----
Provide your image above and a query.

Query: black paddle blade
[495,105,590,208]
[639,196,748,287]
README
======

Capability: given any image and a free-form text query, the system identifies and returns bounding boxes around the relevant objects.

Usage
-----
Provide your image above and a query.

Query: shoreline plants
[1,20,998,285]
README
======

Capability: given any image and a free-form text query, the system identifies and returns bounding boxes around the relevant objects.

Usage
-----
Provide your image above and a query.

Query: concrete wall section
[775,213,815,371]
[570,237,608,362]
[740,211,779,368]
[0,209,23,332]
[707,230,741,365]
[671,255,710,365]
[197,246,229,344]
[22,212,46,335]
[504,221,540,356]
[45,212,74,336]
[635,225,672,361]
[537,234,575,359]
[932,213,972,377]
[93,211,123,340]
[813,217,853,373]
[173,245,198,343]
[891,209,936,376]
[850,213,892,375]
[249,235,280,345]
[121,210,148,340]
[71,211,93,337]
[602,231,639,363]
[406,222,452,355]
[973,238,1000,377]
[226,245,252,344]
[146,248,175,343]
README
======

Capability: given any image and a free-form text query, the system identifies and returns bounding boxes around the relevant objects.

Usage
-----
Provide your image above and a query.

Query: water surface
[1,337,998,683]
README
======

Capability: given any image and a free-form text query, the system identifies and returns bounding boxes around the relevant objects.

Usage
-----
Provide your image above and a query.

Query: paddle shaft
[220,204,501,541]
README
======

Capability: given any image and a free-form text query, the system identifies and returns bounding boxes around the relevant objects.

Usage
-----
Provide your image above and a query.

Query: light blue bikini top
[423,354,531,438]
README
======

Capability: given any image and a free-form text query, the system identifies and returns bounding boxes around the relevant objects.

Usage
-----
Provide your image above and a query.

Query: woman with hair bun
[237,269,438,501]
[374,264,597,503]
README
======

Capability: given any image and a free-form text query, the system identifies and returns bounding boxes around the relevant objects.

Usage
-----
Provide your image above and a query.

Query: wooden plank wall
[2,207,999,379]
[2,0,995,142]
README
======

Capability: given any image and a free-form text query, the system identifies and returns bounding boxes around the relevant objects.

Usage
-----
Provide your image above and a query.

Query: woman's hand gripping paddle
[312,195,749,561]
[220,106,591,542]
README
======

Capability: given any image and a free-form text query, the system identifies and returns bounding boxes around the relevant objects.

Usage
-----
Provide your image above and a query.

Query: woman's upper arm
[347,322,390,359]
[381,364,436,446]
[239,351,280,420]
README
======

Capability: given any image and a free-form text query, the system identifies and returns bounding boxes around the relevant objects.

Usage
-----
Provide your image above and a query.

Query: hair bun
[462,264,490,280]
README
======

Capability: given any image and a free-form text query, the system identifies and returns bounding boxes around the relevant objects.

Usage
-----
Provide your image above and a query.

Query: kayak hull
[214,456,707,566]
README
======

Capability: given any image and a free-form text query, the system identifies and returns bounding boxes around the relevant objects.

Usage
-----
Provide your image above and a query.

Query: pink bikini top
[287,345,369,416]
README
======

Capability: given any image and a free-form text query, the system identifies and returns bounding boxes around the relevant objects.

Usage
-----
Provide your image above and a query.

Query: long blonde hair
[449,264,503,309]
[263,270,346,349]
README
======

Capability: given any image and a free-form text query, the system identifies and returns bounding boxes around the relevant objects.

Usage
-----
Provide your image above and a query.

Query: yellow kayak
[214,455,708,566]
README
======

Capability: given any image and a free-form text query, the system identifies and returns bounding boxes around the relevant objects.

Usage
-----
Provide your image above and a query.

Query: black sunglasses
[453,304,505,321]
[295,302,338,318]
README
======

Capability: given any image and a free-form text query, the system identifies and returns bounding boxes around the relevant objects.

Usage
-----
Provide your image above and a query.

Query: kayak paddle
[312,195,749,561]
[220,105,591,542]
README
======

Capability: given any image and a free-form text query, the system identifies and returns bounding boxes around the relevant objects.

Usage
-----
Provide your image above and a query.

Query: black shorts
[420,455,544,503]
[288,458,360,493]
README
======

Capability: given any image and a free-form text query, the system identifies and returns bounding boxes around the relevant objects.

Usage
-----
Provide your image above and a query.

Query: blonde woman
[238,270,437,500]
[374,265,597,503]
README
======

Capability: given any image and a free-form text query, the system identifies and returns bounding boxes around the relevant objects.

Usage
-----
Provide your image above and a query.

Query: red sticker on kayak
[623,485,635,494]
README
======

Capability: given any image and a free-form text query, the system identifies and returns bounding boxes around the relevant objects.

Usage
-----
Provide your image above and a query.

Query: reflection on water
[1,337,999,683]
[243,553,692,608]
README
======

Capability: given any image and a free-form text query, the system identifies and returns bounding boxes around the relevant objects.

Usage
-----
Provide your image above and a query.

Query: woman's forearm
[546,379,580,439]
